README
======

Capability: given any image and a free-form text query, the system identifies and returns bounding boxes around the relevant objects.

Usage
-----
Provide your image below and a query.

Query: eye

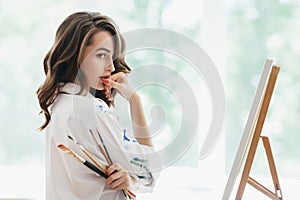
[96,53,106,59]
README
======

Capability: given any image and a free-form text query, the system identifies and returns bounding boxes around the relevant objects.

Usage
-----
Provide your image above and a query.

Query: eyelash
[96,53,106,59]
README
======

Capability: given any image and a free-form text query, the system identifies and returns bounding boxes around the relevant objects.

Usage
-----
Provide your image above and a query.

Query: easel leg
[261,136,283,199]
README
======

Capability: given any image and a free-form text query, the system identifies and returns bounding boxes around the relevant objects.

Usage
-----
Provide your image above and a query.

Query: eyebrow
[95,47,112,53]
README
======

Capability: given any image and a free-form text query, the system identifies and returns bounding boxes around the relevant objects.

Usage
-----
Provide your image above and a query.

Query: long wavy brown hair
[36,11,131,131]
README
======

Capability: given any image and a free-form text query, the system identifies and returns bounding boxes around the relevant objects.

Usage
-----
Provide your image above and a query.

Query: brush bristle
[58,144,68,151]
[68,135,74,140]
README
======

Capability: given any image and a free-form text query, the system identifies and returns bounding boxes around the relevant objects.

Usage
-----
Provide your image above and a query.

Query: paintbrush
[89,129,136,199]
[58,143,135,199]
[95,128,113,165]
[57,144,108,179]
[67,135,107,172]
[89,129,112,165]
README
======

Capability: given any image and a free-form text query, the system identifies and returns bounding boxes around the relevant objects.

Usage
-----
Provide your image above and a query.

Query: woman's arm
[103,72,153,147]
[129,92,153,147]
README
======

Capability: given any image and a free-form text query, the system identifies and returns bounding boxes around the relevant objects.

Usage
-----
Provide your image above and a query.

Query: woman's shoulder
[51,83,113,123]
[51,83,95,115]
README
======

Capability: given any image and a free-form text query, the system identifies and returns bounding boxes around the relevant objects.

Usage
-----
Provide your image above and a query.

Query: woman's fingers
[102,72,124,88]
[104,85,112,100]
[105,162,132,190]
[102,72,134,101]
[106,171,131,190]
[109,72,125,83]
[105,170,123,184]
[106,162,122,175]
[111,179,130,190]
[103,78,119,89]
[103,79,119,100]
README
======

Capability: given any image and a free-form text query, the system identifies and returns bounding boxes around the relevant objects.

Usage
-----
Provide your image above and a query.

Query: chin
[95,83,104,90]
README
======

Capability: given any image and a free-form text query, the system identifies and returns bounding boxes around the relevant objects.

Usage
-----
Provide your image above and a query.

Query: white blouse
[45,83,160,200]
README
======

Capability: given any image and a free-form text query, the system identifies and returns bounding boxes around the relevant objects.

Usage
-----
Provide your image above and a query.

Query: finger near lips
[110,72,125,81]
[104,86,110,97]
[102,79,109,85]
[101,75,125,100]
[100,72,125,86]
[102,84,112,100]
[103,78,119,88]
[108,72,126,85]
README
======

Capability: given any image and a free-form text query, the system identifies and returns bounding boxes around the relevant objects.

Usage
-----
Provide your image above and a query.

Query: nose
[106,59,115,72]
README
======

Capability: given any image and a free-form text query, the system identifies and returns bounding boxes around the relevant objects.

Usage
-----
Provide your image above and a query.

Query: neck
[89,87,111,107]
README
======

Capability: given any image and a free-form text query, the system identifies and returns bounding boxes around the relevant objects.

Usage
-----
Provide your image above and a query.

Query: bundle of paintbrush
[58,130,136,199]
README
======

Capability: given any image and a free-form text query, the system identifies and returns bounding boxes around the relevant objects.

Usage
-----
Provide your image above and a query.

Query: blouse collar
[59,83,110,111]
[59,82,94,99]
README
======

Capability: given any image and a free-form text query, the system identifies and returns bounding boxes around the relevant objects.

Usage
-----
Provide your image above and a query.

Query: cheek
[81,58,105,83]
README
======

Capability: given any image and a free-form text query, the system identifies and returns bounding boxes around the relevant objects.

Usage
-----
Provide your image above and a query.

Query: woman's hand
[103,72,153,147]
[105,162,135,191]
[102,72,135,101]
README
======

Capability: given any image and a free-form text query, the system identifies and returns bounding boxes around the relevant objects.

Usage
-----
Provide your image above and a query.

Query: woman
[37,11,158,199]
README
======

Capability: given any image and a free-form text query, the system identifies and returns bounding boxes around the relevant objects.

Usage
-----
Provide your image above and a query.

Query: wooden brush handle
[83,160,108,179]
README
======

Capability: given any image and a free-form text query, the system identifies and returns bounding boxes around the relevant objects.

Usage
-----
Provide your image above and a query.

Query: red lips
[99,75,110,79]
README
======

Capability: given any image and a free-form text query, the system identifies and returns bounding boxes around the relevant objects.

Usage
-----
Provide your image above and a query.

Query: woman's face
[81,30,115,90]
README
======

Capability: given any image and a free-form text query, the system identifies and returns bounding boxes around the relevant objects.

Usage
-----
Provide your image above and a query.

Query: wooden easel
[236,65,283,200]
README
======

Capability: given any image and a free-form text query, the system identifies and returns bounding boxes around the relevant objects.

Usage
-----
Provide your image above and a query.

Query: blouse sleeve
[47,114,109,199]
[121,132,161,193]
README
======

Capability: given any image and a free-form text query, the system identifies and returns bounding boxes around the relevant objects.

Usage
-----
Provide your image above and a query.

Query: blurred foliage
[1,0,299,176]
[0,0,202,167]
[226,0,300,176]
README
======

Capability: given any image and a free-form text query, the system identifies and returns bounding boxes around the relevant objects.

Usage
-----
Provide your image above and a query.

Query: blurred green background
[0,0,299,184]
